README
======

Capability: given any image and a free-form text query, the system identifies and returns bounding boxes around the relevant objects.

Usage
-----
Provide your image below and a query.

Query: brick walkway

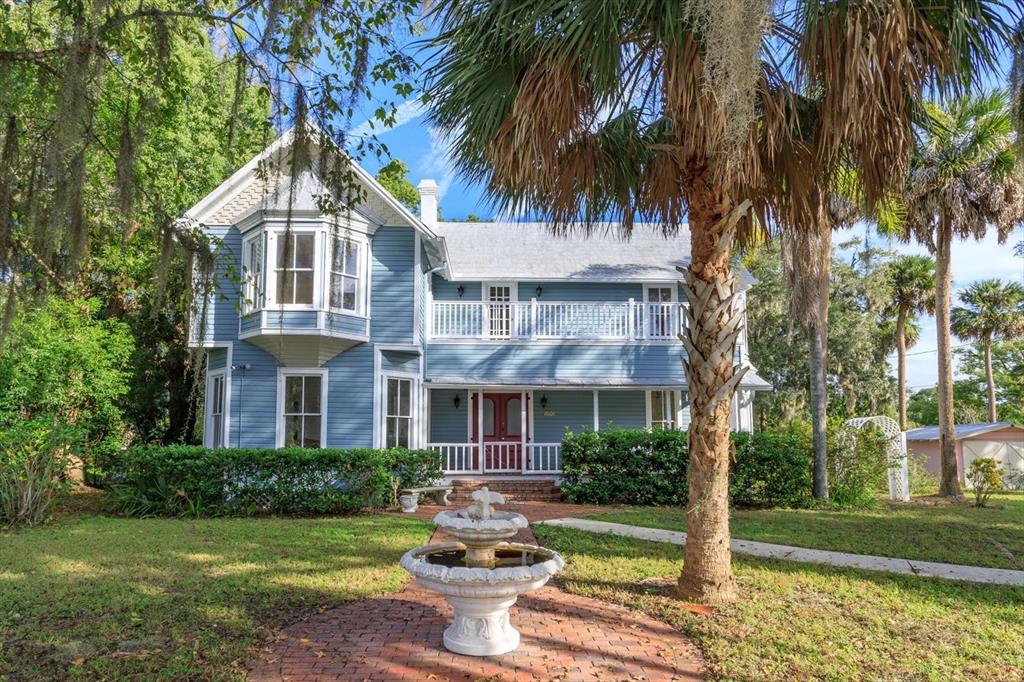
[248,524,704,681]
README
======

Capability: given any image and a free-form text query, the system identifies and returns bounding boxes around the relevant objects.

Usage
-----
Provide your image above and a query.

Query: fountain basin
[401,541,564,656]
[432,509,529,566]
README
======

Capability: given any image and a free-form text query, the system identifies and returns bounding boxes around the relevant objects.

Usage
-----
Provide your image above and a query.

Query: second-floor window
[275,233,316,305]
[329,238,361,313]
[242,234,265,312]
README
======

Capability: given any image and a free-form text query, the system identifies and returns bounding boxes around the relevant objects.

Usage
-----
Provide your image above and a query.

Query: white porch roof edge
[425,371,772,391]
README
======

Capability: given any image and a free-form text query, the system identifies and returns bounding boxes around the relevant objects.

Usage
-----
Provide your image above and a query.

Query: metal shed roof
[904,422,1024,441]
[431,222,756,285]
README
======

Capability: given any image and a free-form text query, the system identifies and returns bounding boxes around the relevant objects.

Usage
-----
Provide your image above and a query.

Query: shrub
[561,428,688,505]
[826,422,894,508]
[966,457,1004,508]
[104,446,441,517]
[0,421,80,528]
[730,432,813,508]
[561,428,813,508]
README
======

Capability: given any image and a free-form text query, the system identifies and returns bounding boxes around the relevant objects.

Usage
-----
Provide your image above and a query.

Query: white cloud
[347,98,425,141]
[417,126,458,199]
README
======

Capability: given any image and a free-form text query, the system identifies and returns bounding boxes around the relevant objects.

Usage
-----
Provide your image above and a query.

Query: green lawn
[535,525,1024,681]
[0,511,432,680]
[583,492,1024,569]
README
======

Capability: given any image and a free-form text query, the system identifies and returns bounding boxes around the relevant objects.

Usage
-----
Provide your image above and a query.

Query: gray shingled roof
[904,422,1023,441]
[433,222,755,284]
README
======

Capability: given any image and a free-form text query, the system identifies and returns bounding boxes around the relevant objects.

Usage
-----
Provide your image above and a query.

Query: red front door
[471,393,528,471]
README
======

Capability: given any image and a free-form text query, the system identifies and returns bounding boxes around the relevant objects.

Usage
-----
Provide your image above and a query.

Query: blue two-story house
[187,129,770,482]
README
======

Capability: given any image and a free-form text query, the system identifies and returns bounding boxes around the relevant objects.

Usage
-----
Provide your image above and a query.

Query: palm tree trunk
[935,215,962,497]
[676,163,746,605]
[896,307,908,430]
[984,336,997,422]
[808,320,828,500]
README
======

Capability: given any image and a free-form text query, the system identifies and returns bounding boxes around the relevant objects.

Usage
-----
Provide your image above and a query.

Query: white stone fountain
[399,487,564,656]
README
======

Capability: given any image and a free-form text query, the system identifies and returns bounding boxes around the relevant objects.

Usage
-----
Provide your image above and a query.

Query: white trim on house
[275,367,329,448]
[380,372,419,449]
[643,283,678,303]
[373,345,425,448]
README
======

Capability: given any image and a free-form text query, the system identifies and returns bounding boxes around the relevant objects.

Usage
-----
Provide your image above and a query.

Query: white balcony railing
[430,300,683,341]
[430,442,563,474]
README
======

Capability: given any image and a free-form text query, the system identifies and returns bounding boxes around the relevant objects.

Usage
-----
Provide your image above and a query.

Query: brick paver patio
[248,523,705,681]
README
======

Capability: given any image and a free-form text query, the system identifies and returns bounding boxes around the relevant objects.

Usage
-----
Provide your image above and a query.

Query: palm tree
[422,1,1012,603]
[885,255,936,430]
[951,279,1024,421]
[891,92,1024,497]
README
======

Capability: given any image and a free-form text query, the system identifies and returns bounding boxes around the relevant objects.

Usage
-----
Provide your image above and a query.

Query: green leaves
[101,446,442,517]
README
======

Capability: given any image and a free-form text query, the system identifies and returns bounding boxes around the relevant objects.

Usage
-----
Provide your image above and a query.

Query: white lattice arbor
[839,416,910,502]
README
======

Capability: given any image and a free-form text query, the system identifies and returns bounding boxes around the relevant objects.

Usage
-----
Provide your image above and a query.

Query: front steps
[449,478,563,504]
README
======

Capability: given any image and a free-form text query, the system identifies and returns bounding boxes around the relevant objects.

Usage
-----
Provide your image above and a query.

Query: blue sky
[343,28,1024,397]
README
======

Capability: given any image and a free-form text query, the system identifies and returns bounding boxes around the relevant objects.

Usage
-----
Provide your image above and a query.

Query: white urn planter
[398,493,420,513]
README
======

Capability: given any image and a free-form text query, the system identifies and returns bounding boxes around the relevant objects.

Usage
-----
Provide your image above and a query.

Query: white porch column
[593,389,600,432]
[521,390,528,473]
[477,390,485,474]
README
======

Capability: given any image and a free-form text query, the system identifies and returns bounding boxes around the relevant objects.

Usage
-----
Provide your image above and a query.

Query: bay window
[241,227,366,314]
[242,234,265,312]
[329,238,361,313]
[275,233,316,305]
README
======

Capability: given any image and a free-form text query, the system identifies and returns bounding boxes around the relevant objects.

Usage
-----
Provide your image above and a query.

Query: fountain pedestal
[399,487,564,657]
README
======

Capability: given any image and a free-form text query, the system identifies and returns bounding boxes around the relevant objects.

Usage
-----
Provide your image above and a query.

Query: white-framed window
[329,237,361,313]
[242,233,265,313]
[277,369,328,448]
[274,232,316,306]
[647,390,685,430]
[383,376,414,448]
[205,370,228,448]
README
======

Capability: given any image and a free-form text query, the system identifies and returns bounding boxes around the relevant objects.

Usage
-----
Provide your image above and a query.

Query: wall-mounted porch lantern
[535,286,543,298]
[539,395,548,409]
[457,285,465,298]
[453,394,461,409]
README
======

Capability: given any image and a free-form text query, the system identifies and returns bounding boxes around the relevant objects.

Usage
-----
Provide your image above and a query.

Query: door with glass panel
[471,393,527,471]
[486,284,513,338]
[646,286,674,338]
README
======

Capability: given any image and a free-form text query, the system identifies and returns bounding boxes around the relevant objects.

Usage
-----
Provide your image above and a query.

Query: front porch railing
[430,300,683,341]
[429,442,563,474]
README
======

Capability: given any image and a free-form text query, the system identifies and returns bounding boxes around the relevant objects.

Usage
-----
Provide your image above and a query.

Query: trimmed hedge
[102,446,441,517]
[560,429,813,508]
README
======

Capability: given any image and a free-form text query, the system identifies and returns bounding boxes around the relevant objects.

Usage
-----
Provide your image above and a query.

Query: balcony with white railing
[429,300,683,341]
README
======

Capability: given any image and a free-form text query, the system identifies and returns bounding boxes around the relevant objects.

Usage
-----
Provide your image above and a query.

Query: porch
[426,387,696,476]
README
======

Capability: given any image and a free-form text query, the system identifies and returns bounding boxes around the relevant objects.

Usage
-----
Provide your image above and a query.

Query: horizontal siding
[597,390,647,429]
[324,343,374,448]
[229,342,279,448]
[425,343,687,385]
[519,282,642,302]
[240,312,260,333]
[265,310,318,328]
[371,227,415,343]
[381,350,420,374]
[433,275,481,301]
[195,226,242,344]
[207,348,228,371]
[535,390,593,441]
[325,312,367,336]
[429,389,468,442]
